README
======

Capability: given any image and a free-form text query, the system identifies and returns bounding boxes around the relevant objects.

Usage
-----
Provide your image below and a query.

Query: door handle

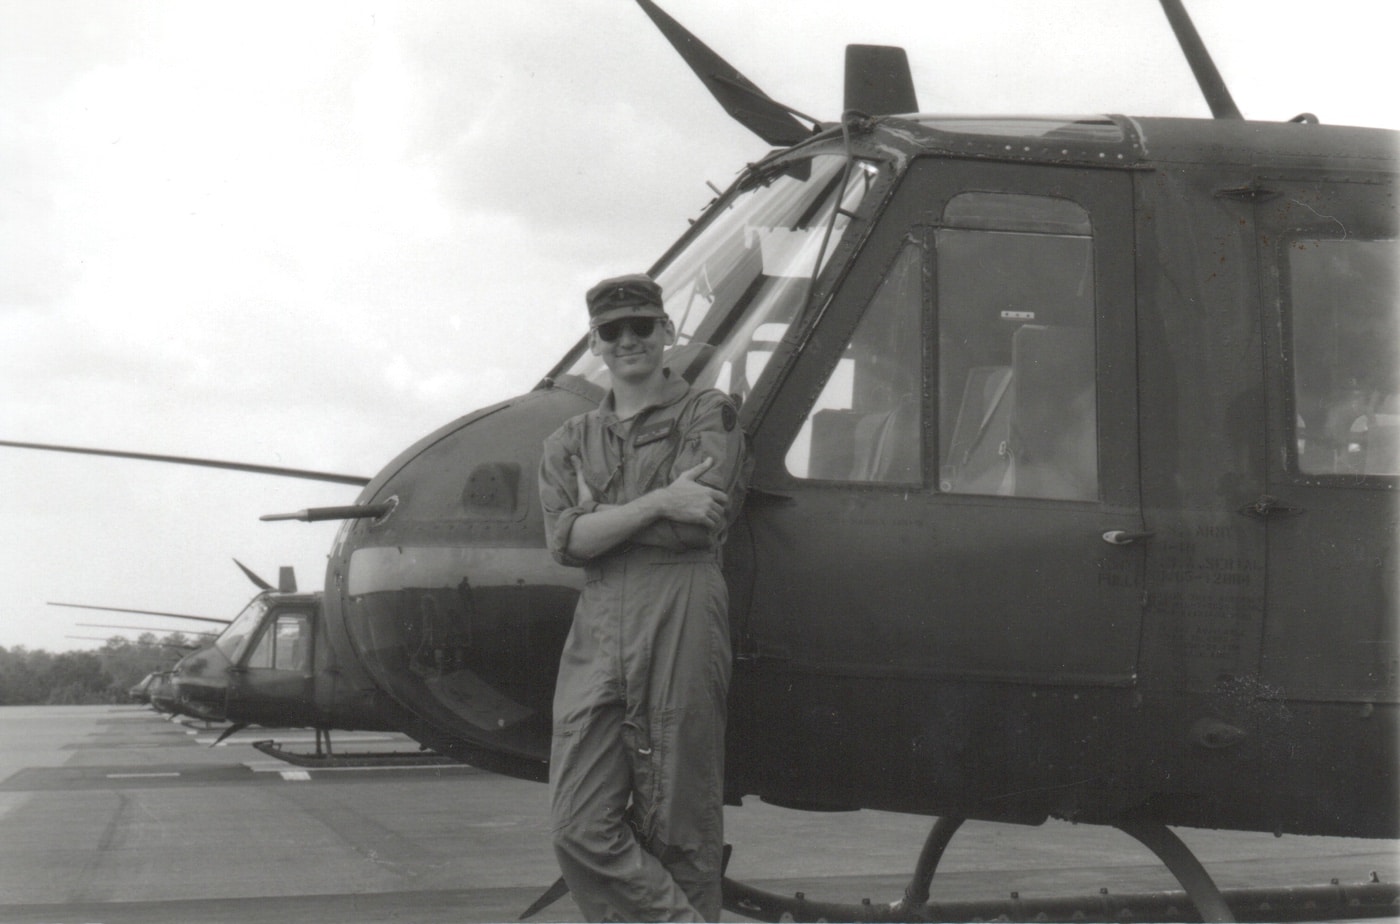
[1238,495,1304,519]
[1102,529,1154,546]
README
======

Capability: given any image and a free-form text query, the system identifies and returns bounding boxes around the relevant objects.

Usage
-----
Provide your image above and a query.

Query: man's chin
[610,356,658,376]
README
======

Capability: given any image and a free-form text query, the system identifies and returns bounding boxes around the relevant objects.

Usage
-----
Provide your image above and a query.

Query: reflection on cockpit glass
[561,154,883,401]
[215,597,267,660]
[245,613,310,671]
[1289,237,1400,477]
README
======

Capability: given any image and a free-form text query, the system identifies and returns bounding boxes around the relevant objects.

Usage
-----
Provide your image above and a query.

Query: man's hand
[562,457,727,560]
[653,457,727,530]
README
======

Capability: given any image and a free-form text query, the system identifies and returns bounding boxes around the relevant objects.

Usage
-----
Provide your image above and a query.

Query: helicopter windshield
[215,596,268,660]
[558,153,884,402]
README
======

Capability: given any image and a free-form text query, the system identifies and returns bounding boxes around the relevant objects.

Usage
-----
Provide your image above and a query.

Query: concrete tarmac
[0,705,1395,923]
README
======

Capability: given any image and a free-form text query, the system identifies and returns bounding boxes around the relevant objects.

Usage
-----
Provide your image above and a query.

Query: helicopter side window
[244,612,310,672]
[1287,237,1400,477]
[935,193,1098,501]
[784,242,924,483]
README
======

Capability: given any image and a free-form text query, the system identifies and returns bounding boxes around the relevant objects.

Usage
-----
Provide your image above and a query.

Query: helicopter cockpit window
[244,612,311,672]
[1288,238,1400,477]
[215,597,268,660]
[936,192,1098,501]
[785,242,924,482]
[557,155,884,403]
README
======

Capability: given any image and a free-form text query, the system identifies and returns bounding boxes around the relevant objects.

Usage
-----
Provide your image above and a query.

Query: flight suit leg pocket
[623,712,673,846]
[549,719,585,832]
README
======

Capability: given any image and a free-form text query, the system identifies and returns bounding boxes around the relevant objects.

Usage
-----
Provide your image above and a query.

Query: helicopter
[3,0,1396,920]
[52,559,456,764]
[301,0,1397,918]
[57,606,221,712]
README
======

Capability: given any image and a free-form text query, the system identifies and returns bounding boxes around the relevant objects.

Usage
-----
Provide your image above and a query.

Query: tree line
[0,634,196,705]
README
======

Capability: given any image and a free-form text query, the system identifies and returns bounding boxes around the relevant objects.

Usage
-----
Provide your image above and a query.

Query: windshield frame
[214,595,270,661]
[541,136,902,414]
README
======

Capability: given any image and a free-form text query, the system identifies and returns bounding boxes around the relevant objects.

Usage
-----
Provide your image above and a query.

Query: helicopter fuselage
[171,588,414,736]
[326,114,1398,839]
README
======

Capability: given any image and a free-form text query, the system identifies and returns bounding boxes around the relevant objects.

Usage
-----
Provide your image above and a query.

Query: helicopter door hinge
[1214,184,1280,203]
[1238,495,1304,519]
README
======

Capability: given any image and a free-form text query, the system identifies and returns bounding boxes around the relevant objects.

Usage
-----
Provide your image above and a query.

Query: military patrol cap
[586,273,667,328]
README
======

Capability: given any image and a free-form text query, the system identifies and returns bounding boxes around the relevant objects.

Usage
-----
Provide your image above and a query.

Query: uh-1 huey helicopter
[286,0,1396,919]
[3,0,1395,919]
[54,601,228,714]
[47,558,450,764]
[164,560,458,763]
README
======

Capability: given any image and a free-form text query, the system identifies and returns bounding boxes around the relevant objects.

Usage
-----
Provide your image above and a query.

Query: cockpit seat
[941,366,1014,494]
[1008,325,1096,501]
[849,396,920,483]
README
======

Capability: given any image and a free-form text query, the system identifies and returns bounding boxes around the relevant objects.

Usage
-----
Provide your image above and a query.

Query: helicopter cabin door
[1253,172,1398,830]
[226,605,315,727]
[732,158,1142,809]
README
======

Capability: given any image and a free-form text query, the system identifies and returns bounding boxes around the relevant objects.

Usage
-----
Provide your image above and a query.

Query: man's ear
[662,318,678,347]
[588,329,602,356]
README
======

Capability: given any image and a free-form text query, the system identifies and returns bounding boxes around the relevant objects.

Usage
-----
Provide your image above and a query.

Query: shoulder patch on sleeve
[721,401,737,432]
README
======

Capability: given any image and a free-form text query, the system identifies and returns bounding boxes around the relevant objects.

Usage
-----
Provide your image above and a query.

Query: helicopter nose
[170,648,231,721]
[339,545,578,768]
[328,385,597,776]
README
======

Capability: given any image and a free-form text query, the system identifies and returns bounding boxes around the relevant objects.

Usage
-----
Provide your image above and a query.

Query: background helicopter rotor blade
[0,439,370,486]
[66,634,198,651]
[634,0,815,145]
[48,602,232,625]
[76,622,218,637]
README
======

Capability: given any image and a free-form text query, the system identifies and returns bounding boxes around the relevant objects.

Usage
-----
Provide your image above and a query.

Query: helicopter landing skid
[721,815,1400,923]
[250,737,455,769]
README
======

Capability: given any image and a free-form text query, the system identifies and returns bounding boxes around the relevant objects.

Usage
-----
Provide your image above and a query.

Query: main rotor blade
[48,602,232,625]
[634,0,814,146]
[1157,0,1242,119]
[234,559,275,592]
[0,440,370,487]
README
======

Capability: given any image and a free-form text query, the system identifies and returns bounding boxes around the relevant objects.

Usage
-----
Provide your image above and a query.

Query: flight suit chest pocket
[630,418,682,490]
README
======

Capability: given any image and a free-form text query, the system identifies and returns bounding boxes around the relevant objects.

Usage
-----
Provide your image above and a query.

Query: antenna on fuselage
[844,45,918,116]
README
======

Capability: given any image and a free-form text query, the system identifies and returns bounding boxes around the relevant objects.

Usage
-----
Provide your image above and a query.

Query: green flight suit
[538,370,746,922]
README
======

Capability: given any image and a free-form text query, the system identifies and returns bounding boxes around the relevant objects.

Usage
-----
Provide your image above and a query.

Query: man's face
[590,315,675,384]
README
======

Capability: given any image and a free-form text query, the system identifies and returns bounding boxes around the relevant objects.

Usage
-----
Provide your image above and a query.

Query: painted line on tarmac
[105,771,181,779]
[244,760,478,775]
[193,733,403,747]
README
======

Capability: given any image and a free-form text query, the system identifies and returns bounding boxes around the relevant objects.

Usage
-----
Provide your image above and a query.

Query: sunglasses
[595,317,659,342]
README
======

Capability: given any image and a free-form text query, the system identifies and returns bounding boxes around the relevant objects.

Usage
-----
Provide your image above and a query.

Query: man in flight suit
[538,273,747,921]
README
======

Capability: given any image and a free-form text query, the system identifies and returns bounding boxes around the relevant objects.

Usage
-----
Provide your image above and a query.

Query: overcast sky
[2,0,1396,653]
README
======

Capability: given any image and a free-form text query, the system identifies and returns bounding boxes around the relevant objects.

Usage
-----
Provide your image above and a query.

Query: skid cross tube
[720,816,1397,922]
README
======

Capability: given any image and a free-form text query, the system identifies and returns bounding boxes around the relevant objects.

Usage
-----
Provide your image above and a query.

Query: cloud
[2,0,1395,653]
